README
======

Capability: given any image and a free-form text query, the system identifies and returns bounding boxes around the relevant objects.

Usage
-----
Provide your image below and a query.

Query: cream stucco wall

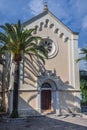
[35,27,70,83]
[59,90,81,114]
[18,91,39,116]
[23,11,80,89]
[16,11,80,116]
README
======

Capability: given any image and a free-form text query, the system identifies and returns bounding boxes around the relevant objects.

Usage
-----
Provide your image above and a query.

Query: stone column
[9,90,13,114]
[55,91,60,115]
[37,90,41,113]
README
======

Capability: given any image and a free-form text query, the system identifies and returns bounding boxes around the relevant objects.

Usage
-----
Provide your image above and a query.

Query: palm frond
[79,48,87,55]
[0,20,48,64]
[77,57,87,62]
[0,32,8,44]
[77,47,87,62]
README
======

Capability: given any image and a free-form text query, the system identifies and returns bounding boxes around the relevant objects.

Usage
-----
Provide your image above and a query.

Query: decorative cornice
[22,10,78,35]
[58,89,81,92]
[22,9,79,43]
[31,19,70,43]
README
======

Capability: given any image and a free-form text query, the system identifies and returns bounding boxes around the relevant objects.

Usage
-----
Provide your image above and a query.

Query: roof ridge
[22,10,79,34]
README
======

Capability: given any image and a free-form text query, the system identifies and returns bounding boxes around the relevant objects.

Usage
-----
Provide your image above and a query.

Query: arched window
[42,83,51,89]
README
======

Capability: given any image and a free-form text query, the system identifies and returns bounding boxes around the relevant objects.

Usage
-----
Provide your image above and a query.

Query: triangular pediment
[23,10,78,42]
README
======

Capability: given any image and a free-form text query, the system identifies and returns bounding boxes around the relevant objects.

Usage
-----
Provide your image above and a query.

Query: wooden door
[41,90,51,110]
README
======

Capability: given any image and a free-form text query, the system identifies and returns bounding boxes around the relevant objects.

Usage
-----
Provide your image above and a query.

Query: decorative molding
[39,22,44,31]
[54,28,59,33]
[31,18,70,43]
[33,25,38,34]
[49,23,54,28]
[44,19,49,28]
[64,37,69,43]
[59,33,64,38]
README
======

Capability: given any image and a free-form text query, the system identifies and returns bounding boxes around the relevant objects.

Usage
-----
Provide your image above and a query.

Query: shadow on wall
[21,55,74,88]
[18,88,81,117]
[18,54,81,116]
[20,55,46,87]
[59,90,81,114]
[18,92,41,116]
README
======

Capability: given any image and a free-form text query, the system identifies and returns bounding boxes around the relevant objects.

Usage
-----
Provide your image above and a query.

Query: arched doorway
[41,90,51,111]
[41,83,52,113]
[38,79,59,114]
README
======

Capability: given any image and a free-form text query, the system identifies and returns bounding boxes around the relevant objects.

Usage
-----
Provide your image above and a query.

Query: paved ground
[0,114,87,130]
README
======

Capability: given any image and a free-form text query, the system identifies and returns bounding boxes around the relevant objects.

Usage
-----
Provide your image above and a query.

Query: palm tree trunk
[11,61,19,118]
[1,63,6,112]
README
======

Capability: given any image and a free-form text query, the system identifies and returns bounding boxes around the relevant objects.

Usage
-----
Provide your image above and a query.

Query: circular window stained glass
[44,41,52,53]
[41,39,58,58]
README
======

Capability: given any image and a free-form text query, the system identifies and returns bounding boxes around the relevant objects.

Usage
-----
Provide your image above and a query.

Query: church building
[9,4,80,116]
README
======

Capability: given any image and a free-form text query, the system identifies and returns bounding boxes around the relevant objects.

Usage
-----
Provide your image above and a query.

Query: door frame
[41,89,52,112]
[37,79,58,114]
[40,83,52,113]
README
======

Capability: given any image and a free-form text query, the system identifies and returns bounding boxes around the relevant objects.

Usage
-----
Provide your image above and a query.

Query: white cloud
[0,0,86,48]
[28,0,44,15]
[28,0,70,23]
[82,16,87,29]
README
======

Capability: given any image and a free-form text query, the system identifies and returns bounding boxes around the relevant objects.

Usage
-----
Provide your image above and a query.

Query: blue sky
[0,0,87,48]
[0,0,87,70]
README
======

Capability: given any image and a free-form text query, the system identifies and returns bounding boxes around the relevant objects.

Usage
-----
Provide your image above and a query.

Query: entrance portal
[41,90,51,111]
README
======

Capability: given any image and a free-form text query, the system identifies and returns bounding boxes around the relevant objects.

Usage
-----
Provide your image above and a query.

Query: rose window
[40,39,58,59]
[44,41,52,53]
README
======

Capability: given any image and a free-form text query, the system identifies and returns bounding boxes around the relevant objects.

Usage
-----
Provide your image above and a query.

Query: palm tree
[77,47,87,105]
[0,49,6,112]
[0,48,4,64]
[77,48,87,62]
[0,20,48,117]
[0,52,3,111]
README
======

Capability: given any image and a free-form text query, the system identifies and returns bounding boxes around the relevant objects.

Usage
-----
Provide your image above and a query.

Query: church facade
[9,5,80,116]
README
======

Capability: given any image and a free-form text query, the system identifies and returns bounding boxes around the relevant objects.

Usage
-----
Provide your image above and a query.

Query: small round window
[40,39,58,58]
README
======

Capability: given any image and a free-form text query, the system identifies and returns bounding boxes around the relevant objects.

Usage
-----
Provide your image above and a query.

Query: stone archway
[37,78,60,114]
